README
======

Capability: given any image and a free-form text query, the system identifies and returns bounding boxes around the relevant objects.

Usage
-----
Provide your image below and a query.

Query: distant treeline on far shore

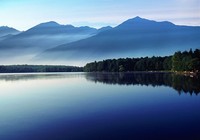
[0,49,199,73]
[0,65,83,73]
[84,49,200,72]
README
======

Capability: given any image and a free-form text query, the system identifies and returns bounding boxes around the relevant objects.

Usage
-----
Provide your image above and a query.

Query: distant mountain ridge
[0,26,20,41]
[35,16,200,65]
[21,21,98,36]
[0,22,112,64]
[0,26,20,36]
[0,17,199,65]
[117,16,175,29]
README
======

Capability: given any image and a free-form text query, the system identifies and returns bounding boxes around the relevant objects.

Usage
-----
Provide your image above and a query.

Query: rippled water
[0,72,200,140]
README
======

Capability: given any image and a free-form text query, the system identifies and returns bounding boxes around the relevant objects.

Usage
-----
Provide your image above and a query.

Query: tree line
[0,65,83,73]
[84,49,200,72]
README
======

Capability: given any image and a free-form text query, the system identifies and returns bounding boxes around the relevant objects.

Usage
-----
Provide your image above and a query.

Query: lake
[0,72,200,140]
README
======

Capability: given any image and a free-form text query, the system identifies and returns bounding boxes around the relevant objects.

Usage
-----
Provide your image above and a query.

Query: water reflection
[86,72,200,95]
[0,72,200,140]
[0,72,199,95]
[0,72,85,81]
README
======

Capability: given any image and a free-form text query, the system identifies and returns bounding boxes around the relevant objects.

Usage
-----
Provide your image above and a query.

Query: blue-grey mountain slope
[0,22,102,64]
[0,26,20,41]
[36,17,200,65]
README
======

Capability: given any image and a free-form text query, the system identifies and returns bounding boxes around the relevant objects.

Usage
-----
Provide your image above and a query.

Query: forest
[0,49,199,73]
[84,49,200,72]
[0,65,83,73]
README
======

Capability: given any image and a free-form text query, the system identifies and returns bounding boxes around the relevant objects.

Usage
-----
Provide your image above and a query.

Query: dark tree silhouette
[84,49,200,72]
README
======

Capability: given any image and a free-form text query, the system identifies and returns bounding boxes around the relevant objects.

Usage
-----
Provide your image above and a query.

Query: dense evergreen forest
[84,49,200,72]
[0,65,83,73]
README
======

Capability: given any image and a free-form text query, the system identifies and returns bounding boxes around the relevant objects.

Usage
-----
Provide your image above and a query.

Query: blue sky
[0,0,199,30]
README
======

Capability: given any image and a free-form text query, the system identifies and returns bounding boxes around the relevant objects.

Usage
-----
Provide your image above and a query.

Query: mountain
[0,17,199,65]
[0,26,20,41]
[0,22,102,64]
[36,17,200,65]
[0,26,20,37]
[21,21,97,36]
[97,26,113,33]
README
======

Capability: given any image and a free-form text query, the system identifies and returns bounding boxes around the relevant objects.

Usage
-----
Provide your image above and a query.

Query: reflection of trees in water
[86,72,200,95]
[171,75,200,95]
[0,72,199,95]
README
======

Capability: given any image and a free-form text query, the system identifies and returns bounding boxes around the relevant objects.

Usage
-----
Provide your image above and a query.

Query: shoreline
[173,71,199,77]
[0,71,199,77]
[87,71,200,77]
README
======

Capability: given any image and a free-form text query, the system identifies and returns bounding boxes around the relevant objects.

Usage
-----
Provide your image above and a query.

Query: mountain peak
[65,24,75,28]
[0,26,20,37]
[127,16,150,23]
[35,21,60,28]
[26,21,61,32]
[98,26,112,32]
[0,26,19,31]
[116,16,175,29]
[133,16,143,20]
[0,26,9,29]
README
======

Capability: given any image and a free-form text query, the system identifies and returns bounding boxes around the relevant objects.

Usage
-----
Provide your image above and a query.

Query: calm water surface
[0,72,200,140]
